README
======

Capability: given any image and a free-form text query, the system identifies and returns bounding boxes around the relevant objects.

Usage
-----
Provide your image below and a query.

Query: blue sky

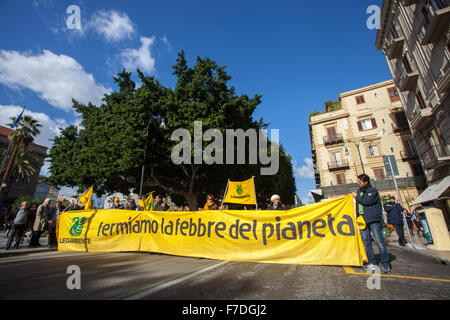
[0,0,390,204]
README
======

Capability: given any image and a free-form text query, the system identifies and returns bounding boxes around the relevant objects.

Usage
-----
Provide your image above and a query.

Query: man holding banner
[353,174,391,274]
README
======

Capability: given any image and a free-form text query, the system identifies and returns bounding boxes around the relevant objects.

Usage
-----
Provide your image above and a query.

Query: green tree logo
[69,217,87,237]
[236,184,243,195]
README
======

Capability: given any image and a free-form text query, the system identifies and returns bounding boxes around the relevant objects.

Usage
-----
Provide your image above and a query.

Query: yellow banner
[57,195,367,266]
[223,177,257,205]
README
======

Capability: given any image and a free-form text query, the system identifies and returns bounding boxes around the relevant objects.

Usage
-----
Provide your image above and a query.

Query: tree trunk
[184,192,199,211]
[0,142,21,197]
[146,166,200,211]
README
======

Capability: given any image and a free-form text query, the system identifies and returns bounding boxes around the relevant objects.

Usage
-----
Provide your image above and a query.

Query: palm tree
[3,148,39,199]
[8,115,42,147]
[0,114,42,199]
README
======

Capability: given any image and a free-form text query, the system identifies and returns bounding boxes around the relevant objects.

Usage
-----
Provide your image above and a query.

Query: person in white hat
[267,194,284,210]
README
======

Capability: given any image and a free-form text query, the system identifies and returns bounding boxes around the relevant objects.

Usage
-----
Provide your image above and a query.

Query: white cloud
[59,186,78,198]
[0,105,68,149]
[161,34,172,52]
[90,10,135,42]
[293,158,315,179]
[300,192,315,205]
[120,36,156,73]
[0,49,111,112]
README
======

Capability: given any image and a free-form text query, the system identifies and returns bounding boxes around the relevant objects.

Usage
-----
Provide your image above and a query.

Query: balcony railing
[323,133,343,145]
[396,68,419,92]
[410,105,433,130]
[322,176,426,197]
[400,149,419,160]
[391,121,410,132]
[387,37,405,60]
[417,0,450,45]
[422,144,450,169]
[327,159,350,170]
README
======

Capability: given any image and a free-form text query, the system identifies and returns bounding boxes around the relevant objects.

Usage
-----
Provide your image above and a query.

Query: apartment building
[309,80,426,211]
[375,0,449,225]
[0,125,47,202]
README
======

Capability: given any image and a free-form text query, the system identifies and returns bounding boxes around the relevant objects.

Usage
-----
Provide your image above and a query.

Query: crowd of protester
[1,198,65,250]
[1,178,429,265]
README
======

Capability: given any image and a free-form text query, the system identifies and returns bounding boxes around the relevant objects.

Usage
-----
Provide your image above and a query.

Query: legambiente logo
[170,121,280,175]
[69,217,87,237]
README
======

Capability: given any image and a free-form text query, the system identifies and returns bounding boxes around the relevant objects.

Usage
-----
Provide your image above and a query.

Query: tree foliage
[47,51,296,209]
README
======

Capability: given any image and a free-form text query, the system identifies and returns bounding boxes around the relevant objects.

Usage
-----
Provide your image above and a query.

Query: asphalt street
[0,244,449,300]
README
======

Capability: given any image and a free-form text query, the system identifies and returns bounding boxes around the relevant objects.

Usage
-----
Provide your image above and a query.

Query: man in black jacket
[384,196,406,246]
[353,174,391,273]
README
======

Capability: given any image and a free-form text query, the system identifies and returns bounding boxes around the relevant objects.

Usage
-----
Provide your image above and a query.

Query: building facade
[375,0,449,227]
[309,80,426,212]
[34,175,60,202]
[0,125,47,202]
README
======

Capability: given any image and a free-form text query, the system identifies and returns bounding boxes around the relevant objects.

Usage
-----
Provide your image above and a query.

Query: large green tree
[47,51,296,209]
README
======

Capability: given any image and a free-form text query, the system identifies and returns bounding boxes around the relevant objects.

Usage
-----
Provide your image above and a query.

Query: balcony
[410,106,433,130]
[321,176,426,197]
[417,1,450,45]
[400,149,419,161]
[391,121,410,133]
[437,57,450,94]
[323,133,344,145]
[387,37,405,60]
[397,69,419,92]
[422,144,450,169]
[327,159,350,171]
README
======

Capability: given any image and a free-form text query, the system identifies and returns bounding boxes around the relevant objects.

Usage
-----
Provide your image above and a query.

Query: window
[374,168,385,180]
[415,91,426,109]
[402,55,413,73]
[332,151,342,165]
[336,173,346,185]
[326,126,337,138]
[387,87,400,102]
[357,118,377,131]
[355,95,365,104]
[369,145,380,157]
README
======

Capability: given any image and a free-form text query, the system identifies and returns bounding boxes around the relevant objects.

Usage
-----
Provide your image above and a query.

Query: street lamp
[139,117,165,198]
[344,138,369,174]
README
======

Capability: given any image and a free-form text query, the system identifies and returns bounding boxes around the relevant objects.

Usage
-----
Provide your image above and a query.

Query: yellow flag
[143,193,153,211]
[78,186,93,209]
[223,177,257,205]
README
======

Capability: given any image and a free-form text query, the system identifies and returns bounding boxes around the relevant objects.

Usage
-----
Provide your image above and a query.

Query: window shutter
[357,121,363,131]
[371,118,377,128]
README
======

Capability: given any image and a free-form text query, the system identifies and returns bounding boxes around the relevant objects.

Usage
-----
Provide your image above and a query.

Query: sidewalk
[386,230,450,265]
[0,231,57,258]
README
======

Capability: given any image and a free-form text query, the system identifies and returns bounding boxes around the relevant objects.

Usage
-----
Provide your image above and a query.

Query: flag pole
[221,179,229,210]
[252,176,258,210]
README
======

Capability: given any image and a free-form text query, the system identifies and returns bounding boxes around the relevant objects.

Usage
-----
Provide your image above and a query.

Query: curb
[388,242,450,265]
[0,248,57,258]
